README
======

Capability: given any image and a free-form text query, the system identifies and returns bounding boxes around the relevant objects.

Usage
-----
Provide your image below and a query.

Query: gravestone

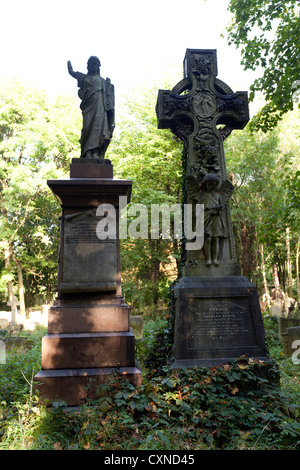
[156,49,269,369]
[279,316,300,358]
[285,327,300,361]
[7,296,20,325]
[67,56,115,160]
[3,336,33,352]
[270,299,283,317]
[279,316,300,336]
[130,315,144,338]
[0,340,5,364]
[0,319,9,329]
[34,57,141,406]
[281,326,300,360]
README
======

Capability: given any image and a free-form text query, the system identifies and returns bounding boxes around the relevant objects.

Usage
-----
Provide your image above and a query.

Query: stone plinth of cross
[156,49,249,276]
[7,296,20,324]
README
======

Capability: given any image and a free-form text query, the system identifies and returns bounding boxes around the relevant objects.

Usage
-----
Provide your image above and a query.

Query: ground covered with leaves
[0,317,299,450]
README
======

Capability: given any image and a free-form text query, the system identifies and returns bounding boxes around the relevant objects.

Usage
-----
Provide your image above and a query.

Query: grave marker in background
[7,296,20,325]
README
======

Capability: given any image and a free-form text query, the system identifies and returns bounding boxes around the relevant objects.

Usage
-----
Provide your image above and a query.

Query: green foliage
[0,321,299,450]
[226,0,300,131]
[0,80,81,306]
[264,316,300,405]
[224,109,300,284]
[0,326,45,404]
[107,84,183,311]
[137,317,173,377]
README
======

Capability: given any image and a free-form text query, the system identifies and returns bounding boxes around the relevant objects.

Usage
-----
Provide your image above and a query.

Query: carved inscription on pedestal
[187,298,256,350]
[172,276,269,367]
[60,209,117,293]
[65,219,100,245]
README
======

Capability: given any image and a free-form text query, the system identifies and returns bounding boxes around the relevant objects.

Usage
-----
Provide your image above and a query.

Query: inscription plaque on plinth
[60,209,117,293]
[171,277,269,369]
[188,298,254,347]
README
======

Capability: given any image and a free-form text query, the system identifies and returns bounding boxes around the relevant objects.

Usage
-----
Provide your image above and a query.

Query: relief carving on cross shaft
[171,118,194,141]
[192,126,220,178]
[186,172,234,266]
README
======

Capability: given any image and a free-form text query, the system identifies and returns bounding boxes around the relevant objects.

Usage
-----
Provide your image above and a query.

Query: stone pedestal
[34,160,141,406]
[171,276,269,370]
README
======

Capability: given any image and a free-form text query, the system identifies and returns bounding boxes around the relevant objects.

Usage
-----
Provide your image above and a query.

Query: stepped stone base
[35,367,141,406]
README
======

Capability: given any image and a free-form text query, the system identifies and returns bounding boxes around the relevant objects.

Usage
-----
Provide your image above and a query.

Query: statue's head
[87,56,101,75]
[201,173,220,190]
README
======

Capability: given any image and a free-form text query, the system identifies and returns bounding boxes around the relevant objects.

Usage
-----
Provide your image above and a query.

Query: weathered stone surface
[130,315,144,338]
[0,318,9,328]
[60,209,117,294]
[279,317,300,358]
[47,178,132,211]
[70,158,113,178]
[48,304,129,334]
[46,177,132,297]
[269,305,283,317]
[285,327,300,359]
[156,49,249,273]
[279,317,300,335]
[171,276,268,369]
[3,336,33,352]
[67,56,115,160]
[34,367,142,406]
[41,331,135,369]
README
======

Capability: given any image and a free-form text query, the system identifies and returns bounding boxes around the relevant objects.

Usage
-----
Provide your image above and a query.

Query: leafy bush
[0,326,45,404]
[0,320,299,450]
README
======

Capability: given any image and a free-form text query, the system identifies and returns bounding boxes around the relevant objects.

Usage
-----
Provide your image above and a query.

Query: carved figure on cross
[156,49,249,274]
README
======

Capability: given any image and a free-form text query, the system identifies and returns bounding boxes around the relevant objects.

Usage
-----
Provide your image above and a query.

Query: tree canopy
[226,0,300,131]
[107,84,183,312]
[0,80,81,310]
[224,107,300,300]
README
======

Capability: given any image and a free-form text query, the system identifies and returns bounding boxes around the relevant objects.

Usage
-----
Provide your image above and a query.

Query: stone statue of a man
[68,56,115,159]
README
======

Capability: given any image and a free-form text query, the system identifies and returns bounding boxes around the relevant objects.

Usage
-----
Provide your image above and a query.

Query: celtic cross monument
[157,49,269,369]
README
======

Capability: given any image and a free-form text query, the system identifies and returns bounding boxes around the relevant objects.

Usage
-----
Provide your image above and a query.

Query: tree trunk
[12,253,26,317]
[260,244,271,308]
[4,242,13,301]
[286,227,293,297]
[240,221,257,280]
[296,237,299,304]
[272,263,283,299]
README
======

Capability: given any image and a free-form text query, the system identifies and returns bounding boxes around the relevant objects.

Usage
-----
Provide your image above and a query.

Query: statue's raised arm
[67,60,78,79]
[67,56,115,160]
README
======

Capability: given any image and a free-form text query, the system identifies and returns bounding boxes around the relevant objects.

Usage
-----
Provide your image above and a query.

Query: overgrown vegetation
[0,317,299,450]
